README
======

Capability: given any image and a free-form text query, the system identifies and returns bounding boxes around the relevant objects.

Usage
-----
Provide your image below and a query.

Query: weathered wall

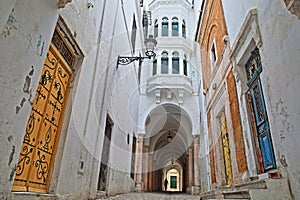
[0,0,17,33]
[0,0,142,199]
[0,0,59,198]
[222,0,300,198]
[54,0,143,198]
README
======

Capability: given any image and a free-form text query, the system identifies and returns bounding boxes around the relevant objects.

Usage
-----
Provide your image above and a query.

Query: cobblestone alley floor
[97,192,200,200]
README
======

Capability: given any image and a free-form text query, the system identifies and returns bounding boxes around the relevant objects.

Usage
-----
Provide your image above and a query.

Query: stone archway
[133,103,200,194]
[162,160,183,192]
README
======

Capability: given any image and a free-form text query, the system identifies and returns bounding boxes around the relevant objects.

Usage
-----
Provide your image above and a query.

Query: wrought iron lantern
[117,35,157,68]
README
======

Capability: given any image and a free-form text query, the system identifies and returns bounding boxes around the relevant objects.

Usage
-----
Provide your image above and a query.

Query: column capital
[193,135,200,144]
[137,134,144,142]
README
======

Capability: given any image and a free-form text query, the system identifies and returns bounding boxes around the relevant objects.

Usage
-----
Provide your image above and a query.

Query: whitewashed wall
[222,0,300,199]
[0,0,143,199]
[0,0,60,198]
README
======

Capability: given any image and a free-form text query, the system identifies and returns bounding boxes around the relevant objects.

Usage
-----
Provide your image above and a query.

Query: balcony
[147,74,193,94]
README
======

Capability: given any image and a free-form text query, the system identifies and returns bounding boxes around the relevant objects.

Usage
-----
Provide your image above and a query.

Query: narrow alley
[0,0,300,200]
[97,192,199,200]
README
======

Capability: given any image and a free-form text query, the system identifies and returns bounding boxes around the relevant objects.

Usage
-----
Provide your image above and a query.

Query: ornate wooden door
[220,111,233,185]
[12,43,72,193]
[245,47,276,172]
[247,80,276,172]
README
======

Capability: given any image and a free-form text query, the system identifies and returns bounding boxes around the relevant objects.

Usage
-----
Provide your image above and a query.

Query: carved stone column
[193,136,201,194]
[148,153,153,191]
[143,145,149,191]
[135,135,144,191]
[188,146,194,187]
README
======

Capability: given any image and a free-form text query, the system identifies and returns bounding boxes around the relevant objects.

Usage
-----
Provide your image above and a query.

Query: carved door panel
[245,47,276,173]
[248,80,276,172]
[13,43,72,193]
[246,92,264,173]
[220,111,233,185]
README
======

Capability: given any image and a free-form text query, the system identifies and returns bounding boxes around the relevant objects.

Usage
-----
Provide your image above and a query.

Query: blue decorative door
[245,48,276,172]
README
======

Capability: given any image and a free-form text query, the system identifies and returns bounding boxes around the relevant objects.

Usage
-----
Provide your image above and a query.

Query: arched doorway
[162,160,183,192]
[136,103,198,193]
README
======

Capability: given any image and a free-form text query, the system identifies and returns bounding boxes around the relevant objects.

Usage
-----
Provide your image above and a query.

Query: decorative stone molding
[58,0,72,9]
[229,9,262,61]
[147,75,193,94]
[283,0,300,19]
[149,0,191,11]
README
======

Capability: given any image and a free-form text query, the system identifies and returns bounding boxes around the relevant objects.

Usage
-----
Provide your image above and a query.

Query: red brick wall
[198,0,228,90]
[226,69,248,172]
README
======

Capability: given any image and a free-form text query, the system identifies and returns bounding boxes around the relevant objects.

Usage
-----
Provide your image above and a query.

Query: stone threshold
[10,192,58,200]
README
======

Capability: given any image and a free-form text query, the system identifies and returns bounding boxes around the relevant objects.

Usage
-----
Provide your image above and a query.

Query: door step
[234,179,267,190]
[200,178,292,200]
[222,189,250,199]
[9,192,58,200]
[96,191,107,199]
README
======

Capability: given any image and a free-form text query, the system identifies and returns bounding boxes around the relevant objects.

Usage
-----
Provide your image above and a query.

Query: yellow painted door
[12,43,72,193]
[220,111,233,185]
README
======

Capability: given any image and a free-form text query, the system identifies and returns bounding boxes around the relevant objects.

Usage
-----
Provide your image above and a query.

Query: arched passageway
[134,104,200,194]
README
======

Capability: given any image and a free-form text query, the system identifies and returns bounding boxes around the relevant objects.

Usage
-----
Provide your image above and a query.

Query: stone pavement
[97,192,200,200]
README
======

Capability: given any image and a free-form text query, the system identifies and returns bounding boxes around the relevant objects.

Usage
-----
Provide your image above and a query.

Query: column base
[186,186,200,195]
[135,182,143,192]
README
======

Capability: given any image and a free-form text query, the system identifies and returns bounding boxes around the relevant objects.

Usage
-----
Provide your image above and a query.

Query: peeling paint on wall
[9,165,17,182]
[1,8,18,38]
[16,66,34,114]
[8,146,15,166]
[25,34,32,49]
[36,34,45,57]
[279,153,288,167]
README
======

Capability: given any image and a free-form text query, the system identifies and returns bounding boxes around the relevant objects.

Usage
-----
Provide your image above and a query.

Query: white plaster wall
[0,0,17,33]
[221,0,255,48]
[0,0,59,198]
[0,0,142,199]
[222,0,300,198]
[55,0,143,198]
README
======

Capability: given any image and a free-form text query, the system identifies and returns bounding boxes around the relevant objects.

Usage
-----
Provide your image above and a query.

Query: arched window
[210,40,217,70]
[172,17,179,36]
[153,59,157,76]
[161,51,169,74]
[162,17,169,37]
[172,52,179,74]
[182,20,186,38]
[183,55,188,76]
[154,19,158,38]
